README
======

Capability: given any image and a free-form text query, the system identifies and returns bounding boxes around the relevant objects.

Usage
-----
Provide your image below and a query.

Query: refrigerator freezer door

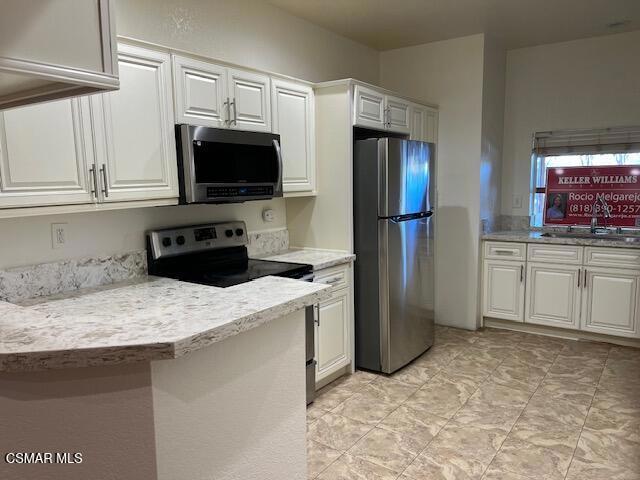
[379,215,435,373]
[379,139,434,218]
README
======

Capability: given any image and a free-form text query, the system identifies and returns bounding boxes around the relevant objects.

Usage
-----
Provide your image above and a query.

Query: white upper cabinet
[410,105,425,141]
[227,68,271,132]
[173,56,228,128]
[0,0,119,110]
[353,84,433,137]
[172,57,271,133]
[424,108,438,143]
[385,95,410,134]
[0,98,95,208]
[271,79,315,195]
[91,43,178,203]
[582,267,640,338]
[410,103,438,143]
[353,85,386,130]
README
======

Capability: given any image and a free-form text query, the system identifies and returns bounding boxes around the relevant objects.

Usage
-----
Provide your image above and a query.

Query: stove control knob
[176,235,186,246]
[225,229,234,238]
[235,228,244,237]
[162,237,172,247]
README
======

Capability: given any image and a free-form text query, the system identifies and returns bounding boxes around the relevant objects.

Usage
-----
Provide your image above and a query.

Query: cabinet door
[482,260,525,322]
[424,107,438,144]
[91,43,178,202]
[227,68,271,132]
[409,104,426,141]
[525,263,582,329]
[271,79,315,194]
[173,55,228,128]
[316,287,351,382]
[385,95,410,134]
[582,267,640,338]
[0,97,95,208]
[353,84,385,130]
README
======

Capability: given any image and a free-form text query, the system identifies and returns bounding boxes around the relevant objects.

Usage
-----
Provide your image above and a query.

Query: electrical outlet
[51,223,68,249]
[512,194,523,209]
[262,208,275,223]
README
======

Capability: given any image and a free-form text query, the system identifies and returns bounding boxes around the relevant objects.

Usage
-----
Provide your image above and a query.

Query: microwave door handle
[273,139,283,194]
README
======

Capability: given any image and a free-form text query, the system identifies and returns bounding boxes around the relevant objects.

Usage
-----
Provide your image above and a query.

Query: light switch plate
[512,194,523,209]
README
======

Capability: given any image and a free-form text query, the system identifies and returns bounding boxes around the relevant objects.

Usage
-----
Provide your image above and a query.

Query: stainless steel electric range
[146,221,317,404]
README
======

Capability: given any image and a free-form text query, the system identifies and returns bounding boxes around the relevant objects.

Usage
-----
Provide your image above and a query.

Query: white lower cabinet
[582,267,640,338]
[315,286,351,382]
[482,241,640,339]
[525,263,582,329]
[482,260,525,322]
[314,263,354,384]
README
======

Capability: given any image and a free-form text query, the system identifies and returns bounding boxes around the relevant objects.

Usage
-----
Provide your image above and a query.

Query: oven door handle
[272,138,283,195]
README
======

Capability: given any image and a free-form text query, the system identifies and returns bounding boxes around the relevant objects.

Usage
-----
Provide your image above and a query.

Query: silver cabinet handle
[89,165,99,199]
[384,106,390,127]
[320,275,342,286]
[578,268,581,288]
[494,249,519,255]
[314,304,320,326]
[520,265,524,282]
[99,164,109,198]
[224,97,230,125]
[230,98,237,126]
[584,269,588,288]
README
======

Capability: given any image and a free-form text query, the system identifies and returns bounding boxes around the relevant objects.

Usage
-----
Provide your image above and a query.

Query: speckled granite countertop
[483,231,640,249]
[0,276,330,372]
[252,248,356,270]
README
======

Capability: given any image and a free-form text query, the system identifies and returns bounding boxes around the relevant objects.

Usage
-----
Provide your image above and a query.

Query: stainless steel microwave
[176,125,283,203]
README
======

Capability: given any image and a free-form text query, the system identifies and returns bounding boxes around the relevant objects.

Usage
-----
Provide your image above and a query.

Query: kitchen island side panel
[151,309,307,480]
[0,363,157,480]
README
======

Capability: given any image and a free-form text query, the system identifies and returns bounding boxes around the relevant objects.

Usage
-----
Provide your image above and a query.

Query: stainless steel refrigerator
[354,137,435,374]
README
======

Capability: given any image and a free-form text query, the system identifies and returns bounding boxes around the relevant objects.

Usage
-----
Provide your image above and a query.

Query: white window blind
[534,126,640,156]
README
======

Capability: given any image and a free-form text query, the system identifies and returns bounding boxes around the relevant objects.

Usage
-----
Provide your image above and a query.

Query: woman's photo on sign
[546,193,567,220]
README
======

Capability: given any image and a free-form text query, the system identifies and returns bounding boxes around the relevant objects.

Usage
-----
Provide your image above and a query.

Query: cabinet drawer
[484,242,526,261]
[585,247,640,269]
[527,244,583,265]
[314,263,350,291]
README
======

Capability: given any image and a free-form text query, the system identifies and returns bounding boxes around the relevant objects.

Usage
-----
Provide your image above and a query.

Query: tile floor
[306,326,640,480]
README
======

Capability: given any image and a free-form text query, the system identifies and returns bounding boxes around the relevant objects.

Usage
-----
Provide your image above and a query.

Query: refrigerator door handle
[388,211,433,223]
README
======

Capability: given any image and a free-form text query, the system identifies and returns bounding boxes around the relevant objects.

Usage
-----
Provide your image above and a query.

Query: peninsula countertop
[483,230,640,249]
[0,276,330,372]
[252,248,356,270]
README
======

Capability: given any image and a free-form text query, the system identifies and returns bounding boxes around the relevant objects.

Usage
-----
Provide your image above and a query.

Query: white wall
[286,84,353,251]
[115,0,380,84]
[501,30,640,216]
[0,0,380,269]
[380,34,486,330]
[0,202,282,269]
[480,36,506,232]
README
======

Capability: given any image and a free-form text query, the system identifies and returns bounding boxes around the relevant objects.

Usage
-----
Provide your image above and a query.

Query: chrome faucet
[590,196,611,233]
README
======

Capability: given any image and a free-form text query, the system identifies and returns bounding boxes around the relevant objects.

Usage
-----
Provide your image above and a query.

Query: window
[530,128,640,227]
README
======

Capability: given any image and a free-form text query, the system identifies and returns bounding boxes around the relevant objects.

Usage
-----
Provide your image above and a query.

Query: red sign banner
[544,165,640,227]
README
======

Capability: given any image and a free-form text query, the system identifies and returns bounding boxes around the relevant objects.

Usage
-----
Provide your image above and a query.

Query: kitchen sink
[541,232,640,243]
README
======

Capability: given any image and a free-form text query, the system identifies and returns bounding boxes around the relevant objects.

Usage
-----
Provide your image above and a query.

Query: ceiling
[268,0,640,50]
